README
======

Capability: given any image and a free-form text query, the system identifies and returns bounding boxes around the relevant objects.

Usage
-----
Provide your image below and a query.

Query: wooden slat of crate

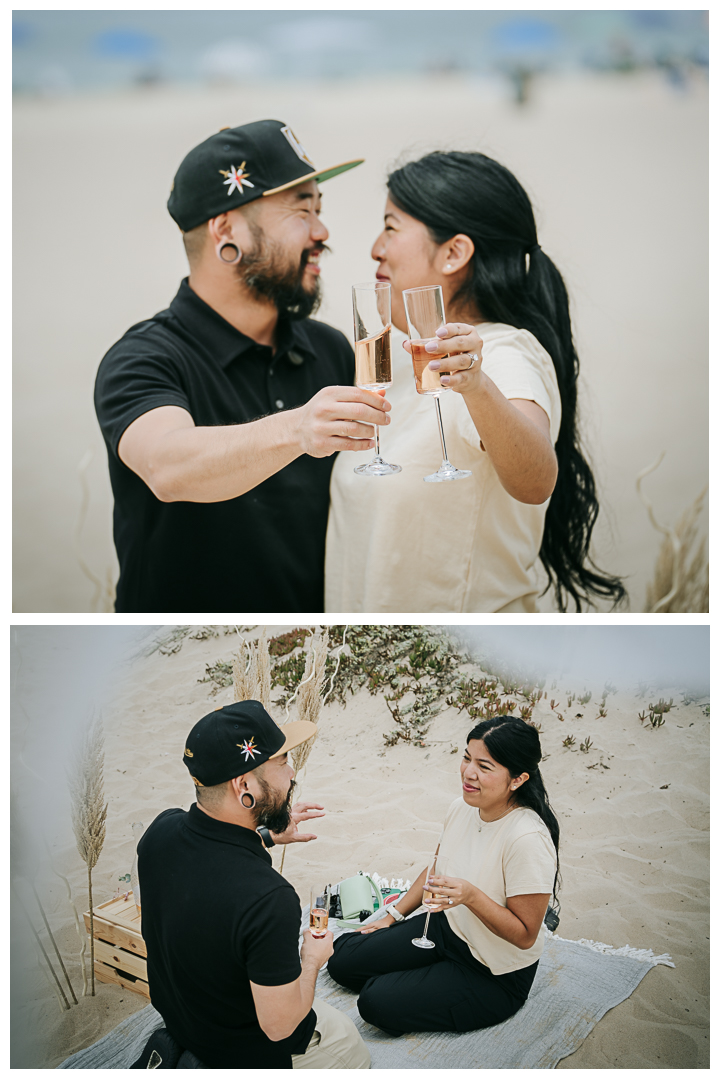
[95,959,150,999]
[94,937,148,982]
[83,893,146,957]
[84,892,149,999]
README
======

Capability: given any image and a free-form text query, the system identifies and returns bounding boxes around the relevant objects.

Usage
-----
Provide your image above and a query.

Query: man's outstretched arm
[250,929,334,1042]
[117,386,391,503]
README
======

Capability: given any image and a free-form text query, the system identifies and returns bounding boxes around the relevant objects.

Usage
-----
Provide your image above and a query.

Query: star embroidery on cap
[238,737,260,762]
[219,163,255,197]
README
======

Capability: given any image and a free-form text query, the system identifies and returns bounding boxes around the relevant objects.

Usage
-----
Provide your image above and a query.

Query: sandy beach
[12,68,708,612]
[10,625,709,1068]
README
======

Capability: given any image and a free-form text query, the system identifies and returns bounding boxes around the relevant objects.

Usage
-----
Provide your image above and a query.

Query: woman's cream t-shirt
[324,323,562,613]
[437,797,557,975]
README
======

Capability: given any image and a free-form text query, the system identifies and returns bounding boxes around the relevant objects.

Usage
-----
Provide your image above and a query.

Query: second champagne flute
[352,281,401,476]
[402,285,471,483]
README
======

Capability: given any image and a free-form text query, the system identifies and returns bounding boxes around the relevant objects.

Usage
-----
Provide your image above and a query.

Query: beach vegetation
[154,626,191,655]
[640,699,674,729]
[148,624,251,657]
[579,736,593,753]
[271,654,308,697]
[188,625,219,641]
[268,628,312,656]
[198,659,234,694]
[562,735,576,749]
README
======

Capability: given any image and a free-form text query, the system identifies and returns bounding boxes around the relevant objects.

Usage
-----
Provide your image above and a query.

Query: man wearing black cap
[137,701,370,1069]
[95,120,391,613]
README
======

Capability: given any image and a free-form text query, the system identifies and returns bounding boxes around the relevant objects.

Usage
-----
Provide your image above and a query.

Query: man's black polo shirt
[94,279,354,613]
[137,805,315,1068]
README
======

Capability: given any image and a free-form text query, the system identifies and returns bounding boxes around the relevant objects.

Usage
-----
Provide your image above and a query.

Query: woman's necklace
[479,807,518,829]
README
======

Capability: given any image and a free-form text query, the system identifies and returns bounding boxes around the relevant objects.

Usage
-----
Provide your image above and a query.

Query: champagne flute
[352,281,401,476]
[402,285,472,483]
[411,853,446,949]
[309,884,330,938]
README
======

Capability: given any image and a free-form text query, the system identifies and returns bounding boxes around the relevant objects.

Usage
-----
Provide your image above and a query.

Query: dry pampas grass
[68,714,108,996]
[279,626,349,874]
[637,455,709,613]
[291,626,329,773]
[233,627,272,709]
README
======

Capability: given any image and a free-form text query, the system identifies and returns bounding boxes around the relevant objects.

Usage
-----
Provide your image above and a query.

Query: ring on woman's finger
[467,353,479,369]
[449,899,454,905]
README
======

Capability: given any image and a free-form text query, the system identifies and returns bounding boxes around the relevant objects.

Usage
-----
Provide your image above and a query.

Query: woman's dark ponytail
[467,716,561,910]
[387,151,627,612]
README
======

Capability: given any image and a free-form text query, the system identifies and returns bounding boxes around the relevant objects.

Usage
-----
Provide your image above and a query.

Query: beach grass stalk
[68,714,108,996]
[292,626,329,773]
[12,881,71,1010]
[233,628,272,709]
[279,626,333,874]
[31,882,78,1004]
[45,840,88,998]
[644,489,708,613]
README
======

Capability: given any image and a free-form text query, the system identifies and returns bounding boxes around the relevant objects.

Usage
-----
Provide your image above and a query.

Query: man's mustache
[301,242,331,265]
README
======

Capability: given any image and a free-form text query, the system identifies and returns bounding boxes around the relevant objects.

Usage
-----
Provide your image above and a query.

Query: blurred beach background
[12,9,709,612]
[10,623,709,1067]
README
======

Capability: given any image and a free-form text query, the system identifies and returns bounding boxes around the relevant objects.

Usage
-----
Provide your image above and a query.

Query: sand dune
[10,627,709,1067]
[12,69,708,611]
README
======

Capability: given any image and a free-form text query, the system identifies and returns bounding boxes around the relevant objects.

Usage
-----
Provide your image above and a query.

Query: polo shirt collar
[169,278,315,369]
[186,802,270,859]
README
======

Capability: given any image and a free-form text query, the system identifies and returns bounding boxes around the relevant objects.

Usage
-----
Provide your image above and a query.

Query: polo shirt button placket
[267,361,284,410]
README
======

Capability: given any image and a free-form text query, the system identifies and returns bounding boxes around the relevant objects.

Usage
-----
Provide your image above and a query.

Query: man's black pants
[327,912,538,1035]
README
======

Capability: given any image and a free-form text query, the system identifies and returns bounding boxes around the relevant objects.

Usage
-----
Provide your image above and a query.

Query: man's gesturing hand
[269,802,325,846]
[295,385,391,458]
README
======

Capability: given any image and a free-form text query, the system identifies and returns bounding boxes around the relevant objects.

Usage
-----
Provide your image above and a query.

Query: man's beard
[255,776,296,834]
[237,222,323,321]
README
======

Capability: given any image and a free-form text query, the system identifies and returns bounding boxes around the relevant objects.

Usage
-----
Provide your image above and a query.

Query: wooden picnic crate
[83,893,149,999]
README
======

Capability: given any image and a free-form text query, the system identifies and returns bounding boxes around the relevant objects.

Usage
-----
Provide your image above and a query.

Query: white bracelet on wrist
[387,905,405,923]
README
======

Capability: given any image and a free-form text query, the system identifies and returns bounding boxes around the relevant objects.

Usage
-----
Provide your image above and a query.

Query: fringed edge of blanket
[546,927,674,967]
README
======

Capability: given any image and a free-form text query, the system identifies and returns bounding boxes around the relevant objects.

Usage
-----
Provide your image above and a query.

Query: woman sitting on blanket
[327,716,560,1035]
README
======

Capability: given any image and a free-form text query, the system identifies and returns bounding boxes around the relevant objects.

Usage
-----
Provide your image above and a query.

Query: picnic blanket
[58,910,672,1069]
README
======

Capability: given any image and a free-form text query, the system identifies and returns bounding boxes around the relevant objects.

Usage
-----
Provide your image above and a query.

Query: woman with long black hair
[325,150,626,612]
[326,716,560,1035]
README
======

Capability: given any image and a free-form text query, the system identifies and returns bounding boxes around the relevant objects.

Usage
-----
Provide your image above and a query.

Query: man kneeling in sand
[138,701,370,1069]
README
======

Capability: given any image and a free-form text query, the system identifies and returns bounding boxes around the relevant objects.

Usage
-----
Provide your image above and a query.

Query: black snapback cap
[168,119,364,232]
[183,699,317,788]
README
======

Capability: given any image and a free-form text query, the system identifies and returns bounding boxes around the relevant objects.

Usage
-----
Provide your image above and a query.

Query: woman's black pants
[326,912,538,1035]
